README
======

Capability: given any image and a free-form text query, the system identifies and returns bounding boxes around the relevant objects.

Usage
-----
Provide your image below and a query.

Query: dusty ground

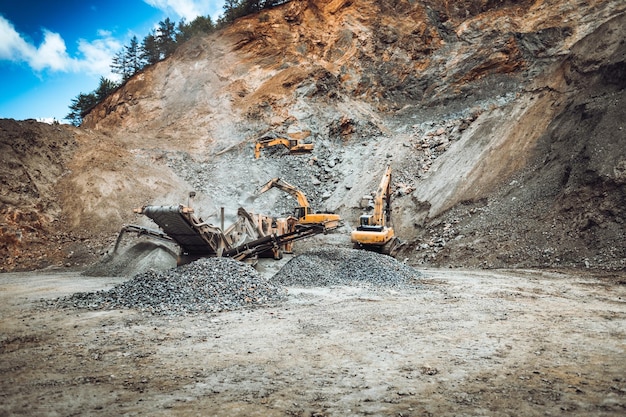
[1,263,625,416]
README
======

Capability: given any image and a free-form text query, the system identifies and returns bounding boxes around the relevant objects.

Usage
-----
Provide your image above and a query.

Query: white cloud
[0,15,120,77]
[75,36,122,77]
[29,30,71,71]
[143,0,224,22]
[97,29,113,38]
[0,16,41,64]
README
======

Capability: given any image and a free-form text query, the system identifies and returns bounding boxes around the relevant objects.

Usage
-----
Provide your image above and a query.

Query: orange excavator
[256,178,342,230]
[351,166,399,255]
[254,136,313,159]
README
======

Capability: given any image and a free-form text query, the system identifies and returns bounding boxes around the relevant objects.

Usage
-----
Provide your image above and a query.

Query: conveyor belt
[135,204,328,262]
[224,224,325,260]
[140,205,226,256]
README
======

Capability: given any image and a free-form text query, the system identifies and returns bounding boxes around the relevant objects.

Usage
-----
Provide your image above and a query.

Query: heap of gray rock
[52,257,285,315]
[272,248,421,288]
[49,249,421,316]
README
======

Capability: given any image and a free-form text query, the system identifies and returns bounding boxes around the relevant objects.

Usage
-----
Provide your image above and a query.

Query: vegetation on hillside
[66,0,290,126]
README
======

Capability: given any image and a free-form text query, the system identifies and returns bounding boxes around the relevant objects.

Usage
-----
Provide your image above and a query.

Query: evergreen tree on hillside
[242,0,263,15]
[176,15,215,43]
[111,49,132,81]
[222,0,242,23]
[176,18,190,44]
[111,37,143,81]
[156,18,177,58]
[65,92,98,126]
[221,0,289,24]
[95,77,118,101]
[125,36,143,74]
[140,32,161,66]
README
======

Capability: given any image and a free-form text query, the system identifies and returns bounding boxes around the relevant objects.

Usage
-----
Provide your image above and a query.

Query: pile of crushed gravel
[51,257,285,315]
[272,247,422,288]
[48,249,422,315]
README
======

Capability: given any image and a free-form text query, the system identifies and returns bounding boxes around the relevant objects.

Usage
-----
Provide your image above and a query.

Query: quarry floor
[1,264,625,417]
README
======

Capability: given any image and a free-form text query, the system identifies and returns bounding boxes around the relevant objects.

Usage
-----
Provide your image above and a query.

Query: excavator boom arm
[256,178,310,208]
[373,166,392,226]
[254,138,290,159]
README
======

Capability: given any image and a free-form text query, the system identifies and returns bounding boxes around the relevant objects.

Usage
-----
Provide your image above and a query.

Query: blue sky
[0,0,225,123]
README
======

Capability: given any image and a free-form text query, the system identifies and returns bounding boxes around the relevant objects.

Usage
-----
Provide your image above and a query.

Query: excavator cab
[294,206,310,220]
[358,214,373,227]
[357,214,386,233]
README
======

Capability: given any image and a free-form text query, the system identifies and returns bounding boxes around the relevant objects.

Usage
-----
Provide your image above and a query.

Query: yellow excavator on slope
[351,166,398,254]
[256,178,342,230]
[254,137,314,159]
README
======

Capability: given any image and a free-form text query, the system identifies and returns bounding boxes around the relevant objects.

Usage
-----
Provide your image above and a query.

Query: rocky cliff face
[83,0,621,132]
[2,0,625,271]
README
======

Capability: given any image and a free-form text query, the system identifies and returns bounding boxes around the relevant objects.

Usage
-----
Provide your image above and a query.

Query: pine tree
[176,18,190,44]
[192,15,215,34]
[125,36,142,75]
[65,92,98,126]
[222,0,242,23]
[176,15,216,44]
[111,49,132,81]
[140,32,161,66]
[156,18,177,58]
[95,77,118,101]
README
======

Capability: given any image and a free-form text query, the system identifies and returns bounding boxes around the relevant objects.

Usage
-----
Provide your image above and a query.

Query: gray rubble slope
[399,13,626,270]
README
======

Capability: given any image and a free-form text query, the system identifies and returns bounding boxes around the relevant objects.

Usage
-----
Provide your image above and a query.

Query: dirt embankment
[0,118,188,272]
[399,12,626,270]
[0,120,79,271]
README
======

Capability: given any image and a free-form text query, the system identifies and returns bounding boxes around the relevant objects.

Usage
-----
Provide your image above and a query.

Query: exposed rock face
[0,119,187,270]
[83,0,622,134]
[403,11,626,269]
[2,0,625,271]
